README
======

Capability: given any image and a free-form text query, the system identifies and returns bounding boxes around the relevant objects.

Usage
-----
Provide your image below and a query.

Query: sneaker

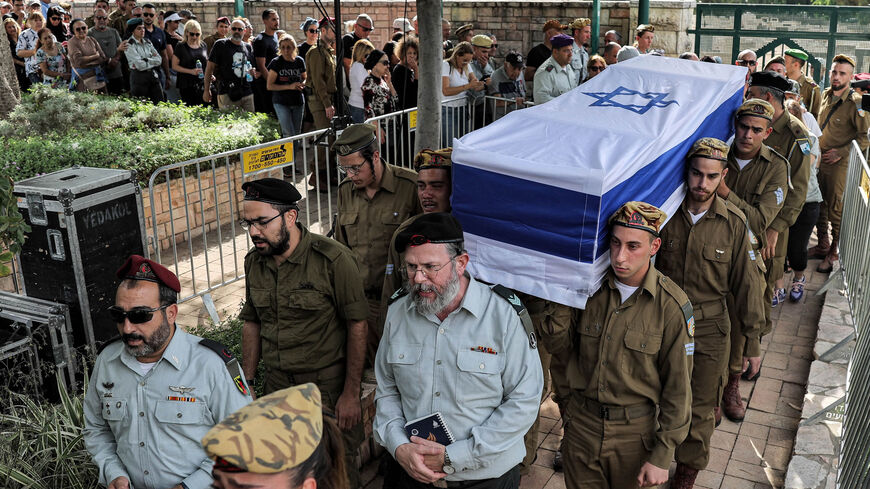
[790,276,806,302]
[771,288,786,307]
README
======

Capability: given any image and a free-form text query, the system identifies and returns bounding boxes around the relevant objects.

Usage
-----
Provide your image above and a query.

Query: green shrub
[1,85,280,183]
[187,313,265,398]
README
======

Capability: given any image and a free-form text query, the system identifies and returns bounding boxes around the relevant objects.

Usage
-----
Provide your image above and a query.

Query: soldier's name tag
[684,342,695,356]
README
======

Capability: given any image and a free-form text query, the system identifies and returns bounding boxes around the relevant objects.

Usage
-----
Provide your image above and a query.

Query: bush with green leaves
[0,176,31,277]
[188,313,264,397]
[1,85,280,183]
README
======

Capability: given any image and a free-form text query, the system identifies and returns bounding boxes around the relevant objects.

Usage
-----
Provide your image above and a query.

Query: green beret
[241,177,301,205]
[688,137,729,162]
[395,212,463,253]
[784,49,808,62]
[737,98,774,121]
[608,201,666,237]
[126,16,143,27]
[332,123,377,156]
[749,70,791,93]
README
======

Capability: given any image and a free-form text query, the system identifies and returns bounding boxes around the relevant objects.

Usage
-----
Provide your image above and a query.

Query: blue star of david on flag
[582,86,679,114]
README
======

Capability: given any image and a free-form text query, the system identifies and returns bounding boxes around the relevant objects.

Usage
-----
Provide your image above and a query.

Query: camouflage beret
[542,19,565,32]
[455,23,473,36]
[737,98,774,121]
[608,201,667,236]
[833,54,856,68]
[414,148,452,172]
[202,383,323,474]
[332,123,377,156]
[567,18,591,30]
[636,24,655,35]
[688,137,729,162]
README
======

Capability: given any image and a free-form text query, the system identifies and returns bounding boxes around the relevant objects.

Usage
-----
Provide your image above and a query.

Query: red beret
[116,255,181,293]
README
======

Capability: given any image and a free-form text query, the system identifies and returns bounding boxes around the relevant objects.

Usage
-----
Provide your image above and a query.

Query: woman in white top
[441,41,484,147]
[347,38,374,123]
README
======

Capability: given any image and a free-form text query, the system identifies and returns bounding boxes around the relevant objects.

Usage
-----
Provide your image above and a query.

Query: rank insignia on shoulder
[385,263,394,276]
[685,342,695,356]
[546,65,554,72]
[775,187,784,205]
[797,138,811,155]
[749,249,757,261]
[389,287,409,304]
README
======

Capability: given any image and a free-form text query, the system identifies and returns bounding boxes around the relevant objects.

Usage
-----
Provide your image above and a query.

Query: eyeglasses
[307,28,318,33]
[49,16,59,20]
[338,162,365,175]
[75,26,87,32]
[188,32,200,36]
[231,26,243,32]
[95,15,107,19]
[404,257,455,278]
[359,25,373,32]
[589,65,604,72]
[108,304,169,324]
[142,12,153,17]
[379,60,390,66]
[239,211,285,230]
[737,59,757,66]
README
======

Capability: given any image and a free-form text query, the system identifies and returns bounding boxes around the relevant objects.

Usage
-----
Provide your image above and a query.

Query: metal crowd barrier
[834,141,870,487]
[144,96,535,321]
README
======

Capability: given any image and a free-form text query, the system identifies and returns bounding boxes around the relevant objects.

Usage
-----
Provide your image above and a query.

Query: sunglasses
[360,26,373,32]
[589,65,604,72]
[188,32,200,36]
[738,59,757,66]
[231,26,243,31]
[307,28,317,33]
[491,43,498,48]
[49,16,60,20]
[132,13,141,17]
[75,26,87,32]
[95,15,107,19]
[107,304,169,324]
[142,12,153,17]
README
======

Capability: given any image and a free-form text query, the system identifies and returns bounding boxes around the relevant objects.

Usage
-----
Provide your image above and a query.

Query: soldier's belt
[692,298,727,321]
[285,362,345,384]
[578,394,655,422]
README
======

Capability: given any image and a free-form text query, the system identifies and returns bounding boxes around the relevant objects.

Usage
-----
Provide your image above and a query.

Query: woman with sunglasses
[45,5,68,42]
[172,19,207,106]
[361,48,397,119]
[297,17,317,60]
[68,18,107,91]
[584,54,606,83]
[347,38,373,123]
[34,27,68,87]
[267,34,306,138]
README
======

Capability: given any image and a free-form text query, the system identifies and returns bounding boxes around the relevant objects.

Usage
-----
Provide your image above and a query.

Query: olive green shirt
[305,39,336,108]
[543,266,693,470]
[724,145,789,249]
[657,196,767,357]
[818,87,870,163]
[766,112,812,234]
[798,74,821,120]
[239,224,369,372]
[335,164,421,294]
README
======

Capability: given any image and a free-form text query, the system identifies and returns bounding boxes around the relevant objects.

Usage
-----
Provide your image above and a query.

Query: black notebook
[404,412,456,445]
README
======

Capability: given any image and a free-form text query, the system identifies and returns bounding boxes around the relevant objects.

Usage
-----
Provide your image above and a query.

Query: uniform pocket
[456,350,503,406]
[621,328,662,378]
[338,211,360,247]
[578,319,603,375]
[102,398,127,421]
[388,344,423,399]
[249,287,275,324]
[154,400,207,425]
[702,243,731,286]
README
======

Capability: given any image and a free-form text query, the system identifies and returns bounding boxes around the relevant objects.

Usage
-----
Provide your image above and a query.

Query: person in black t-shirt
[297,17,317,60]
[267,34,306,137]
[525,19,564,83]
[142,3,170,90]
[340,13,371,81]
[203,18,256,111]
[171,18,207,106]
[251,8,278,114]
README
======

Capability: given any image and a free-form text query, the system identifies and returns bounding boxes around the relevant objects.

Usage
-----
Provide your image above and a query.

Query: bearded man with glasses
[237,177,370,488]
[83,255,252,489]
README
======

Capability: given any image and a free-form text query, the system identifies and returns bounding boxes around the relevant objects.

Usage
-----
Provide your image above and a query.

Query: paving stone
[731,435,767,464]
[763,351,790,370]
[533,446,556,468]
[794,424,835,456]
[749,386,780,414]
[520,463,554,489]
[739,422,770,441]
[807,362,847,389]
[711,429,737,451]
[540,433,561,451]
[541,471,565,489]
[707,446,730,473]
[696,469,724,489]
[762,440,793,472]
[784,455,825,489]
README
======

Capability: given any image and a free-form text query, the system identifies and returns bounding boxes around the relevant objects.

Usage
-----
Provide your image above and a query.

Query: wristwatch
[443,450,455,475]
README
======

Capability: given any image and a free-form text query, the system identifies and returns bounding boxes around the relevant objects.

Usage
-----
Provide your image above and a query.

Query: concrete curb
[784,272,852,489]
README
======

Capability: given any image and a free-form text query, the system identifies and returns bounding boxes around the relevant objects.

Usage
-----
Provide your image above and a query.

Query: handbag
[72,66,106,91]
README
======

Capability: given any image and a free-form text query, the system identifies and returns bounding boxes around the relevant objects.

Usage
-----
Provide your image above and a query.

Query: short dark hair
[765,56,785,69]
[261,8,276,20]
[754,85,785,108]
[140,2,154,9]
[120,278,178,306]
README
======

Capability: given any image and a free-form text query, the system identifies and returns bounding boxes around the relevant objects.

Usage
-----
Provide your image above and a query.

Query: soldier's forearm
[241,320,261,379]
[344,320,367,393]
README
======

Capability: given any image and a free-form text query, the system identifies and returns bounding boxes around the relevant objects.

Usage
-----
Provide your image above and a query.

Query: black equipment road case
[0,291,78,396]
[14,167,147,352]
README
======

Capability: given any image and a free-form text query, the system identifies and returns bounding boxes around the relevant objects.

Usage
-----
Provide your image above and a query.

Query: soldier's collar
[285,223,310,265]
[605,268,657,298]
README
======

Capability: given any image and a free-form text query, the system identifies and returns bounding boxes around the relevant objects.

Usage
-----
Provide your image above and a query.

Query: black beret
[749,71,792,93]
[395,213,464,253]
[852,79,870,90]
[241,178,302,205]
[116,255,181,292]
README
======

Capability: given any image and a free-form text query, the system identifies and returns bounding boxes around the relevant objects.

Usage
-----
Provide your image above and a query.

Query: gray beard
[125,316,172,358]
[411,265,461,317]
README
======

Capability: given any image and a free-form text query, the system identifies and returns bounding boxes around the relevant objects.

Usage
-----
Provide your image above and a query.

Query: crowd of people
[10,2,866,489]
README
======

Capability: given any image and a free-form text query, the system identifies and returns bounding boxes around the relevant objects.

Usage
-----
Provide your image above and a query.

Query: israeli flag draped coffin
[452,55,746,309]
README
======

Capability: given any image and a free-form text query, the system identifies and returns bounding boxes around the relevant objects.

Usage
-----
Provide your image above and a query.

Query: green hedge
[1,85,280,183]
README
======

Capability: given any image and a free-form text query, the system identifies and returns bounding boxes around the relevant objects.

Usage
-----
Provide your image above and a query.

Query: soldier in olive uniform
[747,71,812,315]
[238,178,369,488]
[784,49,821,120]
[306,16,339,189]
[717,99,789,422]
[333,123,421,363]
[813,54,870,272]
[541,202,694,489]
[657,138,768,488]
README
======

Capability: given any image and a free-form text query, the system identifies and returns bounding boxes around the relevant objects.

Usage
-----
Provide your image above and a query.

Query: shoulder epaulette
[311,235,342,261]
[96,336,122,356]
[545,65,554,72]
[764,145,793,190]
[199,339,250,396]
[723,199,749,223]
[658,275,694,338]
[490,284,536,349]
[388,286,409,305]
[391,164,420,181]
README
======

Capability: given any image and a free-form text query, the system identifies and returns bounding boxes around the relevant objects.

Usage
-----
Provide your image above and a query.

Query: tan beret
[414,148,452,172]
[455,23,473,36]
[833,53,856,68]
[736,98,774,121]
[609,201,667,236]
[567,18,591,30]
[470,34,492,48]
[202,383,323,474]
[688,137,729,162]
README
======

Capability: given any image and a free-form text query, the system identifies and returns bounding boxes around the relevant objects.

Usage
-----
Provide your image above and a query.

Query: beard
[831,80,846,91]
[123,314,172,358]
[689,185,716,204]
[252,219,290,256]
[411,264,461,317]
[231,32,242,42]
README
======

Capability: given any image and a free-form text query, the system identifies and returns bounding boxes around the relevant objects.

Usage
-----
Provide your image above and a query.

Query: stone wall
[71,0,696,58]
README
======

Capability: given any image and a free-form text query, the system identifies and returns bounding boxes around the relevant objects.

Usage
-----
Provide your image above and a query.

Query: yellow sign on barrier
[243,142,293,174]
[408,110,418,130]
[859,164,870,206]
